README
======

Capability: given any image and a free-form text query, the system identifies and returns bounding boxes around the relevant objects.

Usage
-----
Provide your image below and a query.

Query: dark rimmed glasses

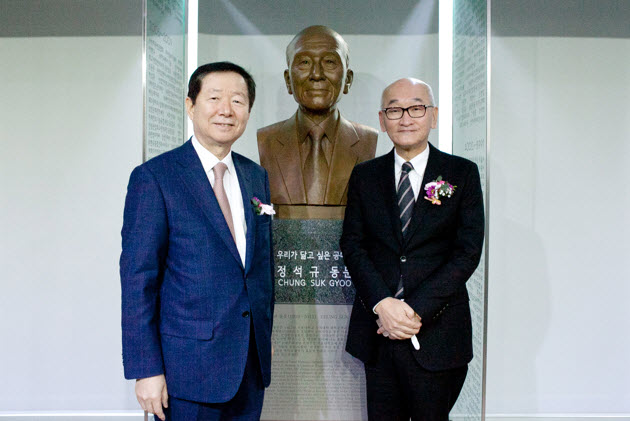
[382,105,434,120]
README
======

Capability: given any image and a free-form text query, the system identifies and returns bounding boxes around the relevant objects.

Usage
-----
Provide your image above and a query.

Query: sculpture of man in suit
[120,62,274,420]
[257,25,378,220]
[341,78,485,420]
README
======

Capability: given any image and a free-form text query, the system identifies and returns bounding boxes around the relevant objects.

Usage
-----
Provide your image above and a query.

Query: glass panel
[144,0,187,161]
[451,0,488,419]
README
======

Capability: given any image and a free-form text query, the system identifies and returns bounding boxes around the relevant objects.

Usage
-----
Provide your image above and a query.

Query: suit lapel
[273,114,307,203]
[176,140,242,268]
[404,143,442,244]
[233,153,255,275]
[377,150,403,247]
[325,116,360,204]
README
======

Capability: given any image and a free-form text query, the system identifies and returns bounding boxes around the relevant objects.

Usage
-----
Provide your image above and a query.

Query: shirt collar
[191,135,235,176]
[296,109,340,143]
[394,144,430,174]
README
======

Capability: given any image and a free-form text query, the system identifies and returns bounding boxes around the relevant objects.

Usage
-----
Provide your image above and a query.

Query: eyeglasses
[382,105,434,120]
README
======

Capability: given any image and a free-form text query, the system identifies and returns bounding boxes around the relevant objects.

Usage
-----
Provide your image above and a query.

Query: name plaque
[273,220,355,305]
[262,219,366,420]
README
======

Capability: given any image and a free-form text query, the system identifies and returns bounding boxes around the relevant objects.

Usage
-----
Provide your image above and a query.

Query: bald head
[381,78,435,109]
[378,77,438,159]
[286,25,350,68]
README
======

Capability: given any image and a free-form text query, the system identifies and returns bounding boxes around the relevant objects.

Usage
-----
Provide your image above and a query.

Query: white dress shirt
[192,136,247,265]
[394,145,430,200]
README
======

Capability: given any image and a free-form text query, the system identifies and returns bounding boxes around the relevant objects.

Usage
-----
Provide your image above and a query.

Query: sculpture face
[284,32,353,114]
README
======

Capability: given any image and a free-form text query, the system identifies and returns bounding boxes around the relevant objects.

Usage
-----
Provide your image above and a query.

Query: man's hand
[135,374,168,421]
[375,297,421,339]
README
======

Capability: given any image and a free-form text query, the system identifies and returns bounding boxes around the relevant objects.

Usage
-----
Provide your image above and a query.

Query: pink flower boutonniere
[424,176,456,205]
[251,197,276,216]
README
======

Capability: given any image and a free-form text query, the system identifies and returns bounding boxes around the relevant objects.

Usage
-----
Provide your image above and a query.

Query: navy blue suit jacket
[341,144,484,371]
[120,139,274,403]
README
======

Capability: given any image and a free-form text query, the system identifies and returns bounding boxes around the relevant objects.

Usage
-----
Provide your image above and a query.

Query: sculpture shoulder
[257,118,294,168]
[349,120,379,143]
[345,119,379,161]
[257,118,292,145]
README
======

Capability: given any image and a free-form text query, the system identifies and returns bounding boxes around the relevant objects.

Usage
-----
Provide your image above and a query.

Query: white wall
[486,36,630,414]
[0,36,143,410]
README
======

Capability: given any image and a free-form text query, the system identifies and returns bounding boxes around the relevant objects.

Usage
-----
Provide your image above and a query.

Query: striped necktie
[398,161,415,239]
[396,161,414,298]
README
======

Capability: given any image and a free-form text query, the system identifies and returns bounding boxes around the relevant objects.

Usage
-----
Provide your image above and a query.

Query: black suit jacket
[341,144,484,371]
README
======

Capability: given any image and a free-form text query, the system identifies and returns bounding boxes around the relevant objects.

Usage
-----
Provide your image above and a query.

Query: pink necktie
[212,163,236,243]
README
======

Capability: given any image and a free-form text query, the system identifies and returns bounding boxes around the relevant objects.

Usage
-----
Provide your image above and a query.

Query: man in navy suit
[341,78,484,420]
[120,62,274,420]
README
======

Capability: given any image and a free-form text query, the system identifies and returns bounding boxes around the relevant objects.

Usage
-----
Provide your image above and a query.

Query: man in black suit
[341,78,484,420]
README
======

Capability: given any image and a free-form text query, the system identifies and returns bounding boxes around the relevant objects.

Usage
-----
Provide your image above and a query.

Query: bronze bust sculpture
[257,25,378,219]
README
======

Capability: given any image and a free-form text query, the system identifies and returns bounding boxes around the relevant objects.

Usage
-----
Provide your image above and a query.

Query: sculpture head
[284,25,353,116]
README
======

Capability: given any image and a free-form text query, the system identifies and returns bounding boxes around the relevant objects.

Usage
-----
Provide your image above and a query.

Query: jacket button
[400,256,407,263]
[242,311,250,318]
